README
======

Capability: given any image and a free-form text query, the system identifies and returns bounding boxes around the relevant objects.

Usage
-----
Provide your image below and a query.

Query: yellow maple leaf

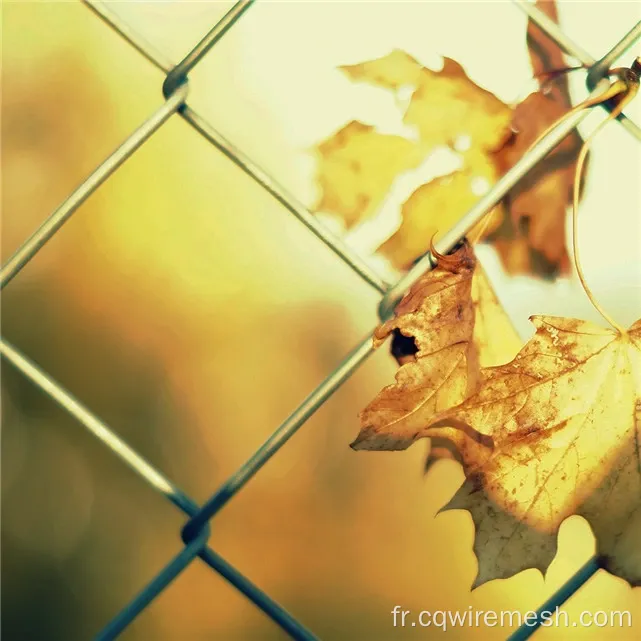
[491,92,583,276]
[315,51,512,266]
[403,56,512,152]
[425,316,641,587]
[379,150,505,269]
[339,49,423,91]
[319,20,591,278]
[471,261,523,368]
[341,51,512,151]
[314,120,422,227]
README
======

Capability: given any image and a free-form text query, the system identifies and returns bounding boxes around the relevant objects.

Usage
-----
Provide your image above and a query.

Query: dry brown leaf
[423,263,524,471]
[526,0,574,106]
[314,120,422,227]
[425,316,641,587]
[490,0,586,276]
[353,243,477,451]
[492,233,537,276]
[492,92,581,275]
[353,243,521,451]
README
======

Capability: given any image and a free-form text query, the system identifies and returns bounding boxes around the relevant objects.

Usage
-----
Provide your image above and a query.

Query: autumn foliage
[353,243,641,587]
[314,3,585,277]
[314,1,641,591]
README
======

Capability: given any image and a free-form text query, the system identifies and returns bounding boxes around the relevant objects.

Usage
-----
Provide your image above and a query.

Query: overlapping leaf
[314,1,586,277]
[314,51,511,268]
[348,0,639,593]
[425,317,641,587]
[490,1,586,276]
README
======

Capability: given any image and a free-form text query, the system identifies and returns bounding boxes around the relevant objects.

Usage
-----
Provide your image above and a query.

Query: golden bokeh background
[2,1,641,640]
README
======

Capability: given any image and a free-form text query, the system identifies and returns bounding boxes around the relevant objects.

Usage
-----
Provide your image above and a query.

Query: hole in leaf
[391,329,419,365]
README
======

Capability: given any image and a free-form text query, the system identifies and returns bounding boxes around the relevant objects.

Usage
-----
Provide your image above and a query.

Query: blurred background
[2,1,641,640]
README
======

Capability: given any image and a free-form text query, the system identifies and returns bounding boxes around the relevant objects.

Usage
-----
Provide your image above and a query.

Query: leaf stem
[536,65,586,94]
[572,71,639,335]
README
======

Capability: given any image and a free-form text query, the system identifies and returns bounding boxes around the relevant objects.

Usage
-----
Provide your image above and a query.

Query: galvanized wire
[84,0,389,295]
[506,558,602,641]
[512,0,641,139]
[0,338,318,641]
[181,334,376,543]
[2,1,640,639]
[0,83,190,289]
[378,84,611,319]
[162,0,255,98]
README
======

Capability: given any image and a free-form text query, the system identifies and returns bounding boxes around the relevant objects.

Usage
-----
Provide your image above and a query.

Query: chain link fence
[2,1,640,639]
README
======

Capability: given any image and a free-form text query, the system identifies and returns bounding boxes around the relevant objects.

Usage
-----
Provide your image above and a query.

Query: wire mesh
[2,0,640,639]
